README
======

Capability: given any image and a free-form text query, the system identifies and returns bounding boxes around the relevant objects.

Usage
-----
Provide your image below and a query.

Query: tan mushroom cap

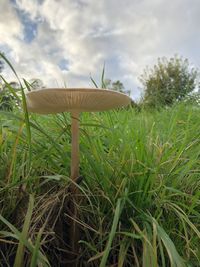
[26,88,131,114]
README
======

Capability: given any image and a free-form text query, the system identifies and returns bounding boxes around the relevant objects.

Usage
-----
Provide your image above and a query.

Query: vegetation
[29,78,45,90]
[90,65,131,96]
[103,79,131,96]
[140,55,199,108]
[0,55,43,110]
[0,55,200,266]
[0,53,4,73]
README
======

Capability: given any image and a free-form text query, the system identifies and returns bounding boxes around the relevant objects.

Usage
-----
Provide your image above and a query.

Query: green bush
[140,55,199,108]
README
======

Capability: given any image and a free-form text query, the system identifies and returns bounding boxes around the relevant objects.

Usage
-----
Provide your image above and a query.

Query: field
[0,97,200,266]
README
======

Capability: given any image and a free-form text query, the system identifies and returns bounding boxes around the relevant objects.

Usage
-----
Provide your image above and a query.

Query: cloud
[0,0,200,100]
[0,1,22,45]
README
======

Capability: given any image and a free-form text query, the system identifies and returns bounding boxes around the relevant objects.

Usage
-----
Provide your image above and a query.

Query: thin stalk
[69,111,80,266]
[71,111,80,183]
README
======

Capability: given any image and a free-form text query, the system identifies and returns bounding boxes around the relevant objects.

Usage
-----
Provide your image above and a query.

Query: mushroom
[26,88,131,264]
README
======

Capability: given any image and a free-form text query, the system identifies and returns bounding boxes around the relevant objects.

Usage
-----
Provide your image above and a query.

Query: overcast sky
[1,0,200,100]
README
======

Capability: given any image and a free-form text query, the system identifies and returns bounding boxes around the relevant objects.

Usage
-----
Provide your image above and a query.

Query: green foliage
[0,53,44,112]
[104,79,131,95]
[29,78,45,90]
[1,103,200,266]
[140,55,199,108]
[0,82,20,111]
[184,91,200,106]
[91,65,131,95]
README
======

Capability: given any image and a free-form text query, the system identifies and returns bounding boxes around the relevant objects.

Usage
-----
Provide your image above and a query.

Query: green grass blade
[30,227,44,267]
[90,76,99,88]
[23,79,32,92]
[100,198,121,267]
[101,63,106,88]
[22,79,32,164]
[0,52,21,84]
[153,218,186,267]
[0,75,21,102]
[14,195,34,267]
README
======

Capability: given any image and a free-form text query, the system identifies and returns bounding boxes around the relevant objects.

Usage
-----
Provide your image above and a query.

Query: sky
[1,0,200,100]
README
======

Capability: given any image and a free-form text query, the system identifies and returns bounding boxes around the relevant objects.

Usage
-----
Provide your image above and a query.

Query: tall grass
[0,54,200,266]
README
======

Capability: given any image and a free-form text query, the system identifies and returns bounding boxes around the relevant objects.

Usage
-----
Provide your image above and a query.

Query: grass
[0,55,200,266]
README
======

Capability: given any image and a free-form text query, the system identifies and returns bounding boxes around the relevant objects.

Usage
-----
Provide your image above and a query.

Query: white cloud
[15,0,40,20]
[0,0,200,100]
[0,1,22,45]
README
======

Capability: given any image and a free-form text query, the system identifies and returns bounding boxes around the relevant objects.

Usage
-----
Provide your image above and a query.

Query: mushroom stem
[69,111,80,263]
[71,111,80,182]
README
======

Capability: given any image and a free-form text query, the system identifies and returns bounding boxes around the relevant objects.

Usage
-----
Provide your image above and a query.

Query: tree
[104,79,131,96]
[140,55,199,107]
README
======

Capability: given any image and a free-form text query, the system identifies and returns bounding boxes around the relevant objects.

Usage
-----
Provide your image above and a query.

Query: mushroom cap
[26,88,131,114]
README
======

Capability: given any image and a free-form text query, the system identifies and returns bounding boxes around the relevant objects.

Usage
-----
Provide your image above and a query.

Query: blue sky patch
[22,15,38,43]
[58,59,70,71]
[12,2,38,43]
